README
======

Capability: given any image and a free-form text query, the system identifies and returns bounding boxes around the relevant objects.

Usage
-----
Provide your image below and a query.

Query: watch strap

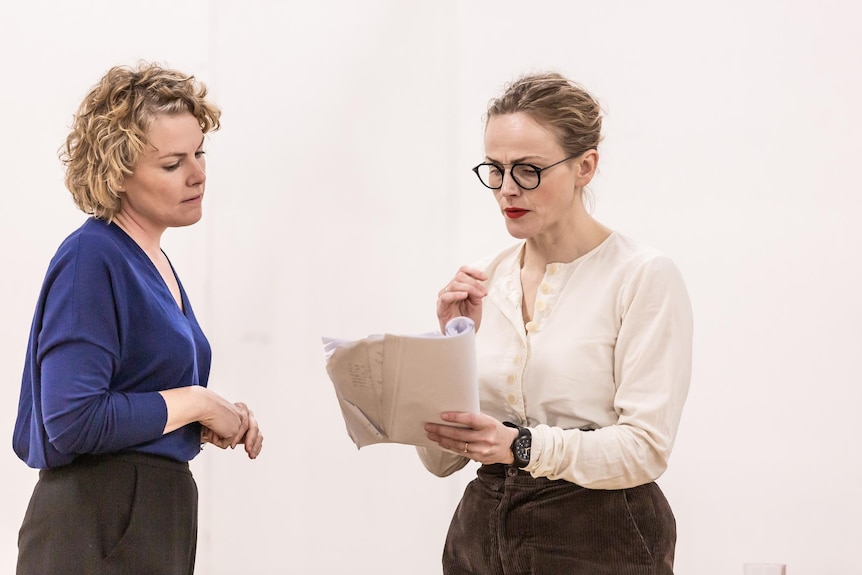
[502,421,532,468]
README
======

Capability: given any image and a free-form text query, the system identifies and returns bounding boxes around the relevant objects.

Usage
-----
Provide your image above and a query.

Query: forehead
[483,112,561,158]
[145,112,204,150]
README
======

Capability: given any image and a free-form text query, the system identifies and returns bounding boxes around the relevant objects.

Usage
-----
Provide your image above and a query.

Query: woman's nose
[499,170,521,196]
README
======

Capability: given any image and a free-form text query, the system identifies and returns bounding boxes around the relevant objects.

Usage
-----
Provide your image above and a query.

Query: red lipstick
[504,208,529,219]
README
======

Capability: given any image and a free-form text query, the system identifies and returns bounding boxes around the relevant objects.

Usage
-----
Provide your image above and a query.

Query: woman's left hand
[424,412,517,465]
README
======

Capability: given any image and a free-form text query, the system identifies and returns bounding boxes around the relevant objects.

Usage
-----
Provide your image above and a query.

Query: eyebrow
[155,136,206,160]
[485,154,548,165]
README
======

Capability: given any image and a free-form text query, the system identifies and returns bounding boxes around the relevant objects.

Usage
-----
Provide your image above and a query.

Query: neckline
[517,230,617,271]
[105,220,188,316]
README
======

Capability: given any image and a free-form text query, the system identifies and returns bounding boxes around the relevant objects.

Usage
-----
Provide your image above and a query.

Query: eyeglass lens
[476,164,541,189]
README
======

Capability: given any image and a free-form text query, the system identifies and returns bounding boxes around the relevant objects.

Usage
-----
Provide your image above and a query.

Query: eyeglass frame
[471,151,590,191]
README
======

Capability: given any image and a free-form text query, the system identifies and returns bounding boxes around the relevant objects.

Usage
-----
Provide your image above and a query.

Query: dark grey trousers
[17,452,198,575]
[443,464,676,575]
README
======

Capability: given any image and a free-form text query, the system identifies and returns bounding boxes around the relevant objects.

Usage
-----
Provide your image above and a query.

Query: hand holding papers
[322,317,479,449]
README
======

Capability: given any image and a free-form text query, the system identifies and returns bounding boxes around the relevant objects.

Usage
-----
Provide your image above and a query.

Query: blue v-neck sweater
[13,218,212,469]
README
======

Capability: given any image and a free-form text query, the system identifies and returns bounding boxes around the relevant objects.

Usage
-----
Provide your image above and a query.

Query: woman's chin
[504,221,533,240]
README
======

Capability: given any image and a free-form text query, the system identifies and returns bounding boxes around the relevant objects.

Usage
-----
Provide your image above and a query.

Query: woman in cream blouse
[421,72,693,575]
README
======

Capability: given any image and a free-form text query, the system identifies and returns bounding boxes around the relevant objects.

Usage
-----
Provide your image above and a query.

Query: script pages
[322,317,478,449]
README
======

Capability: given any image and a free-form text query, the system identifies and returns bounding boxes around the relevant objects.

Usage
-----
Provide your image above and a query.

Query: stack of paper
[322,317,478,449]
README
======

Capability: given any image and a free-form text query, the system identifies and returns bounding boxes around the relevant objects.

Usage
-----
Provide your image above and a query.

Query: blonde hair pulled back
[487,72,603,156]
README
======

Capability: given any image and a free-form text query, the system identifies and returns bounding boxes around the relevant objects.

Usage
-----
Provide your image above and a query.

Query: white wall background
[1,1,859,574]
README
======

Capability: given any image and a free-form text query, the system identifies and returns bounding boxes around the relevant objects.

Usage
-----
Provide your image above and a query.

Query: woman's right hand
[201,402,263,459]
[198,390,247,447]
[160,386,245,445]
[437,266,489,332]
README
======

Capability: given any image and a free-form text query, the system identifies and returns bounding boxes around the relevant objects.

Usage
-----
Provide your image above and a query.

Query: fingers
[458,265,490,282]
[200,401,262,459]
[201,426,232,449]
[425,412,480,454]
[228,404,263,459]
[441,411,478,426]
[425,412,515,464]
[437,266,489,332]
[230,402,251,449]
[245,432,263,459]
[439,266,489,300]
[242,409,263,459]
[424,424,472,455]
[197,389,245,441]
[210,435,233,449]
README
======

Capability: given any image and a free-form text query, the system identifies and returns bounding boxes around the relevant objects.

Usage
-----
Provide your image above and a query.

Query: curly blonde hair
[61,62,222,220]
[487,72,603,157]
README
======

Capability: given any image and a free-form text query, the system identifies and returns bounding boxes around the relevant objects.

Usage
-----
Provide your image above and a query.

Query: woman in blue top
[13,62,263,575]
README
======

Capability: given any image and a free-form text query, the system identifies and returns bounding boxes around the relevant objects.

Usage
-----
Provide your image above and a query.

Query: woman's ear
[574,149,599,188]
[110,174,125,194]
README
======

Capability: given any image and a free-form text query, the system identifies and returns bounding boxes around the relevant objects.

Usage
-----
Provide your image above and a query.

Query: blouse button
[535,300,547,312]
[525,321,537,333]
[548,263,560,274]
[506,373,516,384]
[513,354,522,365]
[507,394,518,406]
[540,283,552,295]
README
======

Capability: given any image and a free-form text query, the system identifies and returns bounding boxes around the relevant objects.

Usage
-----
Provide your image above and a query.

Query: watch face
[514,436,531,462]
[504,422,531,467]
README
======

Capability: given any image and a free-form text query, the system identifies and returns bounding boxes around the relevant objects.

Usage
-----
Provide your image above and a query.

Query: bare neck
[112,214,165,261]
[521,211,611,273]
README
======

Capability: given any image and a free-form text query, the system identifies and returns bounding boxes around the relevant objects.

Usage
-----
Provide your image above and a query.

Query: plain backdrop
[1,1,860,574]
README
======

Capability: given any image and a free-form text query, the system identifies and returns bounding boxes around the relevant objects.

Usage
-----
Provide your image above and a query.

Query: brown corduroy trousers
[443,464,676,575]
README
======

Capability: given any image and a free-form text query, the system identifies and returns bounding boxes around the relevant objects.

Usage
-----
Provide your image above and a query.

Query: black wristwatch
[502,422,532,468]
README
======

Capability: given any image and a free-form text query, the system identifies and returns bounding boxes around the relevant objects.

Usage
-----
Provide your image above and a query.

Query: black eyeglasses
[472,154,582,191]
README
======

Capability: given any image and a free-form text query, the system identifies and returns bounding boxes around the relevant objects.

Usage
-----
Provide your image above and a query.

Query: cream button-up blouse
[418,232,693,489]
